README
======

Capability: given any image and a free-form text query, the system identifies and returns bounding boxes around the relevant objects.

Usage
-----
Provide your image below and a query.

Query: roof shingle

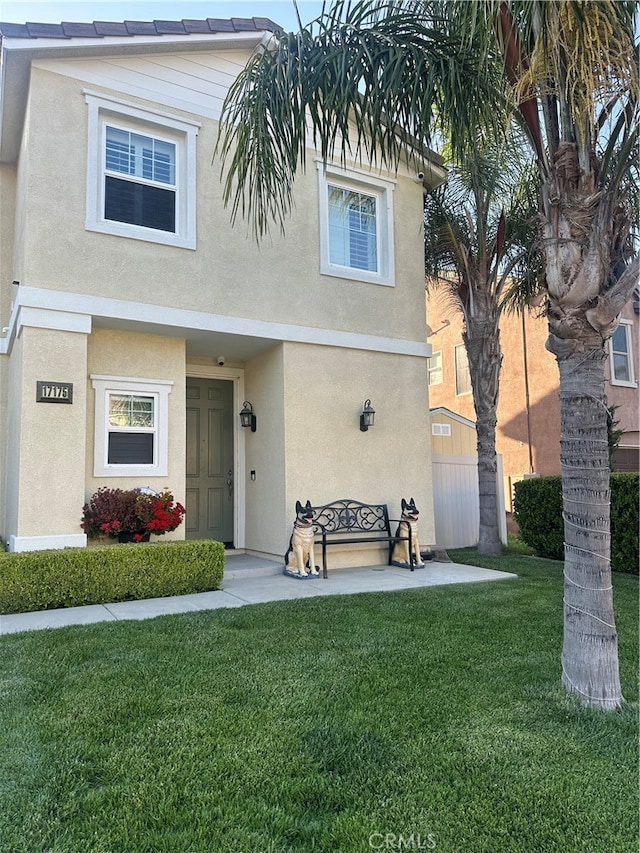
[0,16,282,40]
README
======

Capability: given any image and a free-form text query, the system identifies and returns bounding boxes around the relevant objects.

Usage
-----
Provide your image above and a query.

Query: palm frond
[216,0,506,239]
[425,128,541,313]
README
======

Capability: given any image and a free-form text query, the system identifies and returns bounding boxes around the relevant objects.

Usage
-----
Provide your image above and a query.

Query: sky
[0,1,329,31]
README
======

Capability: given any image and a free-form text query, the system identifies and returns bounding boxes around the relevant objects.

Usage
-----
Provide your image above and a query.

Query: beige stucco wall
[242,344,287,557]
[0,164,17,540]
[9,84,35,290]
[238,341,436,566]
[11,326,87,538]
[281,342,435,567]
[2,330,24,542]
[17,66,427,346]
[85,329,186,539]
[0,354,7,540]
[0,165,17,323]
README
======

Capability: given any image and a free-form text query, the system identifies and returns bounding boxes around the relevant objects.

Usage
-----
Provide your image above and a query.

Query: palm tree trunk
[464,302,503,555]
[557,349,622,710]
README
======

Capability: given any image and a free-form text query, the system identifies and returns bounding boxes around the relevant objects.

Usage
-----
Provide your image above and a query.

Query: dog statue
[284,500,319,577]
[391,498,425,568]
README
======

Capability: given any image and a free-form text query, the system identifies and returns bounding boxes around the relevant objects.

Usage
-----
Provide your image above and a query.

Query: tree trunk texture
[541,140,624,709]
[557,350,622,710]
[464,300,503,556]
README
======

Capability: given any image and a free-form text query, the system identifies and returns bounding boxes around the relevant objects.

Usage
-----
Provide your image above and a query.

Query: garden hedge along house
[0,14,444,560]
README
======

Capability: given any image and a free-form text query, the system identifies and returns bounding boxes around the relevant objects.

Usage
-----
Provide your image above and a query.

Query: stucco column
[8,321,89,551]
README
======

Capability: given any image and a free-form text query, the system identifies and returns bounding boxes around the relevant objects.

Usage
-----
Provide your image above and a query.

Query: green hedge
[0,539,225,615]
[513,473,639,574]
[611,473,640,575]
[513,476,565,561]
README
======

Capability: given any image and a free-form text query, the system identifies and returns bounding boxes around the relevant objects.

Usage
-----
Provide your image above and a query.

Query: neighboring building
[427,290,639,511]
[605,290,640,472]
[0,16,445,557]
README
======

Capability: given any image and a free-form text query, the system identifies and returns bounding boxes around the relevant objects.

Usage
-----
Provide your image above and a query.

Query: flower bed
[81,487,185,541]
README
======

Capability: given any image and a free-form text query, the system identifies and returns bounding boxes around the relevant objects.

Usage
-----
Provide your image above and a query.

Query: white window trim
[428,350,443,385]
[91,375,173,477]
[609,319,637,388]
[316,160,395,286]
[85,91,199,249]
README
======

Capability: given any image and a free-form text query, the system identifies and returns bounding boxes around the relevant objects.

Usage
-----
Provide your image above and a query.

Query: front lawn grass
[1,551,637,852]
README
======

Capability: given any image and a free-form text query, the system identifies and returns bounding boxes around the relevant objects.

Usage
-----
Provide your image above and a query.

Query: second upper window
[318,163,395,286]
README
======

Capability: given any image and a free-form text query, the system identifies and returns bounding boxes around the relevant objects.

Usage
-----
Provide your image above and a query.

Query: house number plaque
[36,381,73,404]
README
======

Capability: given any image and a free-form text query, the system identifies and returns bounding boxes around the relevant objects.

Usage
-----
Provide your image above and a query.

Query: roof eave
[0,28,271,163]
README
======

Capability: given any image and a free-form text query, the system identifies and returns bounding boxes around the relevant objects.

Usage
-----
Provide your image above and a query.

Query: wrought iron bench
[311,498,415,579]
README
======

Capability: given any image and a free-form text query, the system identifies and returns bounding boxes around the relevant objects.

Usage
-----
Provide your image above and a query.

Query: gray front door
[185,378,234,545]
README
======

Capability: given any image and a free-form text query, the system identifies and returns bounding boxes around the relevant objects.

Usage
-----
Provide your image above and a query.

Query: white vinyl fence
[431,453,507,549]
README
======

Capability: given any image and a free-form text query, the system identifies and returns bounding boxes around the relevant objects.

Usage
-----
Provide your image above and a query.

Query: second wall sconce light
[360,399,376,432]
[239,401,257,432]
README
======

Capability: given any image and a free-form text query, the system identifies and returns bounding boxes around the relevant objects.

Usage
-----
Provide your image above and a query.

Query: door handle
[227,469,233,498]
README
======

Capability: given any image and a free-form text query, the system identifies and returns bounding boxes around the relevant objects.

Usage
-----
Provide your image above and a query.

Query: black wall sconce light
[239,401,257,432]
[360,399,376,432]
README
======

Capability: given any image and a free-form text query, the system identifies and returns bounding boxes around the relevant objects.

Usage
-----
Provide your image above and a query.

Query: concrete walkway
[0,553,516,635]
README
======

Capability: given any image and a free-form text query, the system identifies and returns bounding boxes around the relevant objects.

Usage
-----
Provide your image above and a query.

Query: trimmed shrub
[513,476,564,561]
[0,539,224,615]
[610,473,639,575]
[514,473,639,573]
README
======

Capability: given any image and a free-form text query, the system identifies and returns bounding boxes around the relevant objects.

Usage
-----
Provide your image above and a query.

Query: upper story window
[454,344,472,395]
[428,350,443,385]
[105,126,176,233]
[317,162,395,286]
[328,186,377,272]
[609,320,636,387]
[85,91,199,249]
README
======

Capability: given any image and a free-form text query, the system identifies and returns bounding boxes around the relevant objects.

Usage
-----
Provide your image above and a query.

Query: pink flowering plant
[81,487,185,541]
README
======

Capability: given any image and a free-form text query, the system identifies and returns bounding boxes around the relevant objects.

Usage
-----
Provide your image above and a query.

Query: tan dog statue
[284,500,319,577]
[391,498,425,568]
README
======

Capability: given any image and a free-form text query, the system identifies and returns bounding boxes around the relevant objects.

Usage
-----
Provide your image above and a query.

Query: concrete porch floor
[0,553,516,635]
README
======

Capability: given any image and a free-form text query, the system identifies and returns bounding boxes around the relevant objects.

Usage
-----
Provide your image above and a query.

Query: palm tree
[217,0,638,709]
[485,0,638,711]
[424,138,541,555]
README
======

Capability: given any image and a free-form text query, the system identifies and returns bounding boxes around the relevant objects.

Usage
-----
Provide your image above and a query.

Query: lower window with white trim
[91,376,173,477]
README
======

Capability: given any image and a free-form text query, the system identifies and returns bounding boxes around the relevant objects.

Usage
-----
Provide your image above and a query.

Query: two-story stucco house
[0,15,444,559]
